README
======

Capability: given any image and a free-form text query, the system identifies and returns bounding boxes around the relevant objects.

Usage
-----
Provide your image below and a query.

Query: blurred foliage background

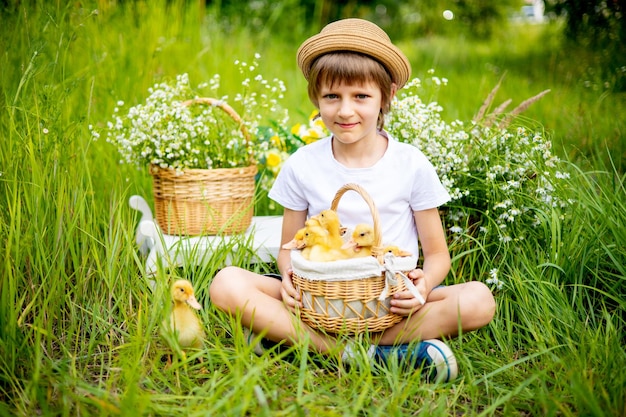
[209,0,626,53]
[1,1,625,415]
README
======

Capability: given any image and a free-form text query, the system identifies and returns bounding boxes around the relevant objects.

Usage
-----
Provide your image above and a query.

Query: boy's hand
[389,268,429,316]
[280,268,302,309]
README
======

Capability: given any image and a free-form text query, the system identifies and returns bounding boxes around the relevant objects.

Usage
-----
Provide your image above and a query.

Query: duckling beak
[282,239,298,250]
[282,238,306,250]
[341,240,358,250]
[186,295,202,310]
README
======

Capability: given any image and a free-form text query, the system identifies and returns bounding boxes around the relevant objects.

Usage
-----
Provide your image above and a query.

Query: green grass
[1,1,625,416]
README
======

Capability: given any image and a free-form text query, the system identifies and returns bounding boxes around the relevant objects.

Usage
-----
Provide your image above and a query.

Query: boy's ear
[390,83,398,98]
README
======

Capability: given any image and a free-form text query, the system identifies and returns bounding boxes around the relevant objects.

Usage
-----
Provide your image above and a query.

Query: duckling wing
[172,308,205,349]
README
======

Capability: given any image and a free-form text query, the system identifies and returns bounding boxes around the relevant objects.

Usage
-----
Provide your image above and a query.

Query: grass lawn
[1,1,624,416]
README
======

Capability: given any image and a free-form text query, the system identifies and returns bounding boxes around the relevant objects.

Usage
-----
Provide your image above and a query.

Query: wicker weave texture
[292,183,408,334]
[294,271,405,334]
[150,97,257,236]
[151,164,257,235]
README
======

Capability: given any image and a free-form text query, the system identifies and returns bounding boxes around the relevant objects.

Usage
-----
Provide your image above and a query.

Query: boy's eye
[323,94,338,99]
[356,94,369,99]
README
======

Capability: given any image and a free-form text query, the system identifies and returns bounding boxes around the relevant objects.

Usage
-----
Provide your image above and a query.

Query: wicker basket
[150,98,257,236]
[291,183,416,334]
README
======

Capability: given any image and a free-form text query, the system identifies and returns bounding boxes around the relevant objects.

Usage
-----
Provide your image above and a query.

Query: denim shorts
[264,273,283,281]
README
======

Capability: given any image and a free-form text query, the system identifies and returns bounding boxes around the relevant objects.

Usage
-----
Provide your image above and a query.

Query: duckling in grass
[162,279,205,366]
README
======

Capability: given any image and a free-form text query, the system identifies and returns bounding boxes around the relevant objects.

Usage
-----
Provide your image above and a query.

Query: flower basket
[291,183,416,334]
[150,98,257,236]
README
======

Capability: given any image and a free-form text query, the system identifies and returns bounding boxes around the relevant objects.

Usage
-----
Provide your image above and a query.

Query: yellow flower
[290,123,302,135]
[313,118,327,130]
[269,134,285,151]
[302,130,322,144]
[266,150,282,169]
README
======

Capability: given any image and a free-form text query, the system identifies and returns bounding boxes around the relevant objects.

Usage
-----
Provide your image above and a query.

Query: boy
[210,19,496,382]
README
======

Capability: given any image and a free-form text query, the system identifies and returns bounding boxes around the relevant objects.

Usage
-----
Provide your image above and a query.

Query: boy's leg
[364,281,493,382]
[209,266,337,352]
[378,281,495,344]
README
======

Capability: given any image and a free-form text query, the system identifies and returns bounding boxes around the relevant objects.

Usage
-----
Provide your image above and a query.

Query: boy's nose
[338,100,354,117]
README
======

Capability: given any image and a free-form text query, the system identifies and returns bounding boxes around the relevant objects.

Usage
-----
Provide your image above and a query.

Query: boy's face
[317,80,382,145]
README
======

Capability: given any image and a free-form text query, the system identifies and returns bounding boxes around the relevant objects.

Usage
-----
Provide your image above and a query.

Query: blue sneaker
[244,328,266,356]
[373,339,458,383]
[244,329,336,368]
[245,328,291,356]
[243,329,298,362]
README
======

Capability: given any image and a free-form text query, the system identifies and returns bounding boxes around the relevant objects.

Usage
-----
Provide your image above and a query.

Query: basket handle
[181,97,254,163]
[330,183,384,263]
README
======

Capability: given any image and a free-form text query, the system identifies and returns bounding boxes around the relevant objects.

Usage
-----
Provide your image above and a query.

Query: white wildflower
[486,268,504,289]
[97,56,289,171]
[449,225,464,234]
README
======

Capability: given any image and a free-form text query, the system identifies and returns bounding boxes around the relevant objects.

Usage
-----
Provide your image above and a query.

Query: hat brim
[297,30,411,89]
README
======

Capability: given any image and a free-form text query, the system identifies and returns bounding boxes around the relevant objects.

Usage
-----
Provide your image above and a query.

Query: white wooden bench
[129,195,283,275]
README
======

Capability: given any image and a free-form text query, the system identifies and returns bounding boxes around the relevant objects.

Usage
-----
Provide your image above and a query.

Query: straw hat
[297,18,411,88]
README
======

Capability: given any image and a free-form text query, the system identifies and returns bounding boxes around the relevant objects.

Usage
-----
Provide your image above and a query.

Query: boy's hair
[307,52,394,130]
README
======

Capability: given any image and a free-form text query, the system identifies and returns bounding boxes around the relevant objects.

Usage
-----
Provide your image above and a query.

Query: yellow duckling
[342,224,413,259]
[309,209,345,249]
[284,210,347,253]
[162,279,205,359]
[381,245,412,257]
[301,224,350,262]
[342,223,376,258]
[282,226,306,250]
[305,215,322,228]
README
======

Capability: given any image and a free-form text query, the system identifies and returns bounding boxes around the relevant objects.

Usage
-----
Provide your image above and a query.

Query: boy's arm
[277,208,308,277]
[412,207,451,292]
[277,208,308,308]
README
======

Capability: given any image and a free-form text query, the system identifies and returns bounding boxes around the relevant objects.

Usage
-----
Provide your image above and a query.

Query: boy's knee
[209,266,238,307]
[456,281,496,330]
[471,281,496,324]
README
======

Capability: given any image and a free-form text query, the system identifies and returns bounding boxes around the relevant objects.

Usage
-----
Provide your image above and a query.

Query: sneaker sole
[243,328,265,356]
[421,339,459,382]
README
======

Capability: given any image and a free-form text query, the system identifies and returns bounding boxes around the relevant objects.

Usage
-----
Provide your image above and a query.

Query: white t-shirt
[268,133,450,257]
